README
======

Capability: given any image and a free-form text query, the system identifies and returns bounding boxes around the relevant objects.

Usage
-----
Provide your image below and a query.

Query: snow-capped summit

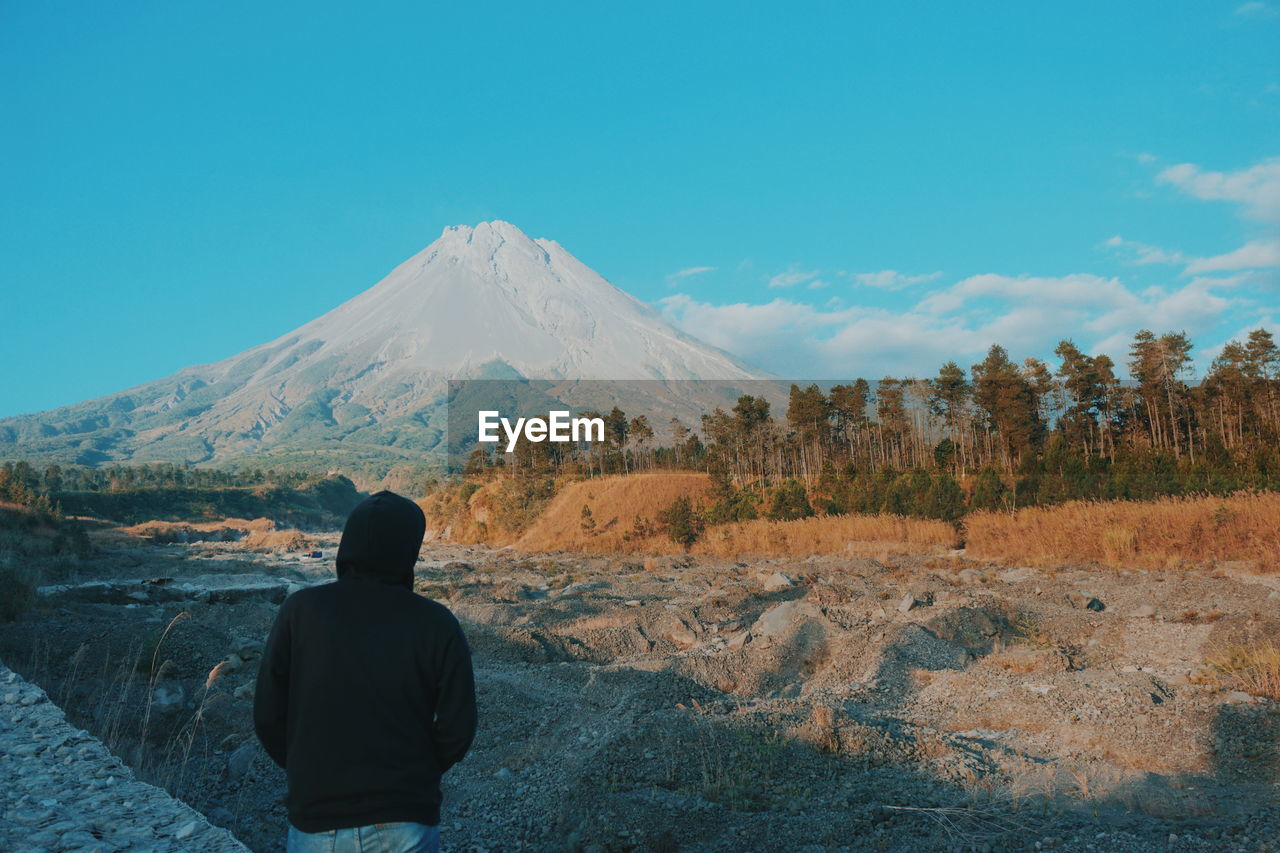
[0,221,764,469]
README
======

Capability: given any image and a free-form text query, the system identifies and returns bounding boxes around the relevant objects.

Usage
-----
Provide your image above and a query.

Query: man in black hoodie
[254,491,476,853]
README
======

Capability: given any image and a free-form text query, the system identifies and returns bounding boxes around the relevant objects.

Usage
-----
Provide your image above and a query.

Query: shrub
[767,480,813,521]
[657,496,704,548]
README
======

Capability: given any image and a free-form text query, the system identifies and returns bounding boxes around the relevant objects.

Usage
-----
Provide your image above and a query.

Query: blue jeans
[287,821,440,853]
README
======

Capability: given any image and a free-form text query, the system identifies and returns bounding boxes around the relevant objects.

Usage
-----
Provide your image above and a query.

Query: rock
[752,600,823,640]
[150,685,185,714]
[58,831,98,849]
[1131,604,1156,619]
[230,638,264,660]
[726,630,751,650]
[956,569,988,585]
[898,593,918,614]
[1222,690,1254,705]
[227,743,256,779]
[762,572,795,592]
[668,624,697,650]
[1066,592,1105,611]
[174,820,199,839]
[232,683,254,701]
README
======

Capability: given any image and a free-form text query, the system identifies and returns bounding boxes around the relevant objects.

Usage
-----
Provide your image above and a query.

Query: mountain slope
[0,221,764,473]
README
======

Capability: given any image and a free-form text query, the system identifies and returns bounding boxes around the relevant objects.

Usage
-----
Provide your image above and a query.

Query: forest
[461,328,1280,524]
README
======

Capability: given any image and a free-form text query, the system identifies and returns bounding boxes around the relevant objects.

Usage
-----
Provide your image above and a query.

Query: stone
[726,630,751,650]
[668,624,697,650]
[174,820,199,839]
[230,638,264,660]
[956,568,988,585]
[1066,592,1105,611]
[762,572,795,592]
[898,593,918,614]
[232,683,254,701]
[227,743,257,779]
[1131,604,1156,619]
[752,600,823,640]
[150,686,185,714]
[1222,690,1254,705]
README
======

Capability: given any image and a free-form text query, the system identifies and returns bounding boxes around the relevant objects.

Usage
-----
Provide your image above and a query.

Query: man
[254,490,477,853]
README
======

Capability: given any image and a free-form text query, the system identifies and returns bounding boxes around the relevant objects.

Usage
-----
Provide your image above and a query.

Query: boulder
[1067,592,1105,611]
[762,572,795,592]
[752,600,823,640]
[227,743,257,779]
[668,624,697,650]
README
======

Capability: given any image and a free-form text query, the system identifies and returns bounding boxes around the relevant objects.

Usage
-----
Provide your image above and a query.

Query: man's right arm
[253,596,293,768]
[431,615,477,772]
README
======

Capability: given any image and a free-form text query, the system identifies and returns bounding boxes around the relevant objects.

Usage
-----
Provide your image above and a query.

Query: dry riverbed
[1,529,1278,852]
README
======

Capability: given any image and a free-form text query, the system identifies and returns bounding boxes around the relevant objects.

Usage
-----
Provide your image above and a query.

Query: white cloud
[1104,235,1185,266]
[664,266,716,287]
[850,269,943,290]
[767,267,821,288]
[917,273,1132,316]
[1234,1,1278,17]
[1183,239,1280,275]
[660,271,1248,379]
[1156,157,1280,222]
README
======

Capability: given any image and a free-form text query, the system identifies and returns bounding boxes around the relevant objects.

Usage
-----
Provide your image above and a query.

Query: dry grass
[685,513,959,558]
[514,472,715,553]
[122,516,275,544]
[964,491,1280,570]
[1207,641,1280,701]
[985,648,1067,675]
[242,528,312,552]
[423,471,958,556]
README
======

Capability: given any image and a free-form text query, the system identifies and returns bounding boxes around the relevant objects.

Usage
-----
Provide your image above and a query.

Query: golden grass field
[425,474,1280,568]
[515,471,715,552]
[964,491,1280,570]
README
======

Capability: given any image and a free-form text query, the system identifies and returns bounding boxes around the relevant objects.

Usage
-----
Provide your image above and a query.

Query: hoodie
[254,491,477,832]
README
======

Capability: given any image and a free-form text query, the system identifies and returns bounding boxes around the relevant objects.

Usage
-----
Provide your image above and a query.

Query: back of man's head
[335,490,426,589]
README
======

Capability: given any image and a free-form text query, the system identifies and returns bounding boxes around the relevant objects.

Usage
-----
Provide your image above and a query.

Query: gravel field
[2,532,1278,852]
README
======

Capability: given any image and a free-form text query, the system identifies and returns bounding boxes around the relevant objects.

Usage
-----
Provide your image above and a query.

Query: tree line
[466,328,1280,522]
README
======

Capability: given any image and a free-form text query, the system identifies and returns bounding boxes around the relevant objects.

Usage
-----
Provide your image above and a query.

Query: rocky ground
[0,662,249,853]
[1,529,1278,852]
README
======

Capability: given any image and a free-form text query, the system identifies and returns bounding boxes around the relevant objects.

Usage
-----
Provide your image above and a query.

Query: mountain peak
[438,219,533,244]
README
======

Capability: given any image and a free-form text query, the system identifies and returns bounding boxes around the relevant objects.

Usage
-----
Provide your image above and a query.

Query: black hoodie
[254,491,477,832]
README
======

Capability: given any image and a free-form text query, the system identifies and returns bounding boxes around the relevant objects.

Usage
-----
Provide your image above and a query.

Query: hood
[335,490,426,588]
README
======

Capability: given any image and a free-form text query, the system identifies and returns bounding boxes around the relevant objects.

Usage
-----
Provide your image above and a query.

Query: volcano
[0,221,763,474]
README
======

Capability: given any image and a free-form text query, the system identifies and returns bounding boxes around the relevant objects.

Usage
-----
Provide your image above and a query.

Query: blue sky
[2,1,1277,417]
